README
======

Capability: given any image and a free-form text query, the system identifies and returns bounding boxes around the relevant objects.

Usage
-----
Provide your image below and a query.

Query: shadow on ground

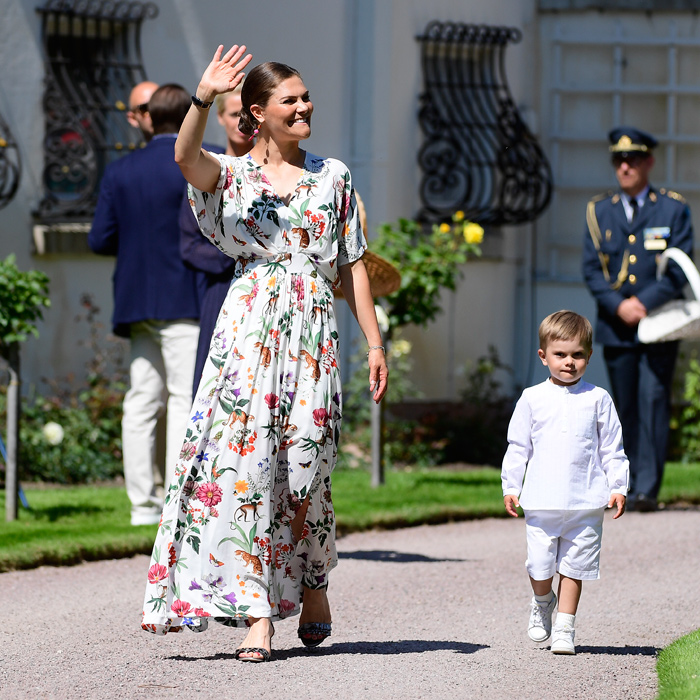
[338,549,469,563]
[575,645,658,656]
[167,639,488,662]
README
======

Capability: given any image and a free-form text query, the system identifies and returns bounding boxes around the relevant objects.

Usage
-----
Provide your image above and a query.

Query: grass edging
[656,629,700,700]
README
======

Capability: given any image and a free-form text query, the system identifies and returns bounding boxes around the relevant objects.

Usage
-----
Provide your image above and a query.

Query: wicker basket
[334,192,401,299]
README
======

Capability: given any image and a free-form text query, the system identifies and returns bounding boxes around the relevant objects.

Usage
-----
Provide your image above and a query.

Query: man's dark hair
[148,84,190,135]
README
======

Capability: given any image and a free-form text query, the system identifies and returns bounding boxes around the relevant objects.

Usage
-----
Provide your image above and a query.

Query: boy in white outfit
[501,310,629,655]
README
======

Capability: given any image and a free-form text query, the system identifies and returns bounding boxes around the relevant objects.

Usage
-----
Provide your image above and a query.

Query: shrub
[372,215,483,336]
[0,295,127,484]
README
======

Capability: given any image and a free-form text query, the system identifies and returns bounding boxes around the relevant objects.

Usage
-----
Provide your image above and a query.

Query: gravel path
[1,509,698,700]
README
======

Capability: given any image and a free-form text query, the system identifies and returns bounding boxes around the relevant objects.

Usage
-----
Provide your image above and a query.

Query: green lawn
[1,461,699,572]
[657,629,700,700]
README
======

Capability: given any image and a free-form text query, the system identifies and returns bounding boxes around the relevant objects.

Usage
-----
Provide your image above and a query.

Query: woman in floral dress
[141,44,389,662]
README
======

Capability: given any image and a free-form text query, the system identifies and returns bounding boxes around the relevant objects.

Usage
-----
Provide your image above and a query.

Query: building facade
[1,0,699,400]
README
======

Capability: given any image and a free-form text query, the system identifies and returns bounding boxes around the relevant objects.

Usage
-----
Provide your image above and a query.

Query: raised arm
[339,258,388,403]
[175,44,252,193]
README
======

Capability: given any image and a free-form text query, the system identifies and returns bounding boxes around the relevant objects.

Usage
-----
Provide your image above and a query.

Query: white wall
[0,0,541,400]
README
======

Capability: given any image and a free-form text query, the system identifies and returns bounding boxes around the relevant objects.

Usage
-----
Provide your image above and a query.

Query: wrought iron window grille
[416,21,553,226]
[0,110,21,211]
[35,0,158,223]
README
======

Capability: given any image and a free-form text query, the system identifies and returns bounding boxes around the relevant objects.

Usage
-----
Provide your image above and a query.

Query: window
[0,110,21,210]
[416,21,553,225]
[34,0,158,227]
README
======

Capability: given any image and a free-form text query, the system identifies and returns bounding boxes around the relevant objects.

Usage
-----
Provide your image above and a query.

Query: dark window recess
[0,110,21,211]
[35,0,158,223]
[416,21,553,226]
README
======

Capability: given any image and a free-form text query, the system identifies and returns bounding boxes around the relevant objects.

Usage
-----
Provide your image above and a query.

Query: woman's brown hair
[238,62,301,136]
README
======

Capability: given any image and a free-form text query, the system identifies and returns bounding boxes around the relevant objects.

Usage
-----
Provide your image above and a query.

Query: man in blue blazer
[89,84,200,526]
[583,127,694,512]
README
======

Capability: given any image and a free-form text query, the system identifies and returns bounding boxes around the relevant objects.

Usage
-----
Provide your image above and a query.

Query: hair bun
[238,108,256,137]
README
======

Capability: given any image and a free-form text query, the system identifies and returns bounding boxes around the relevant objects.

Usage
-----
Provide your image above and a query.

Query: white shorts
[524,508,606,581]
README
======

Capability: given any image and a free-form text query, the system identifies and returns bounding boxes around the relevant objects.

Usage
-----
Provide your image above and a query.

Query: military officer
[582,127,694,512]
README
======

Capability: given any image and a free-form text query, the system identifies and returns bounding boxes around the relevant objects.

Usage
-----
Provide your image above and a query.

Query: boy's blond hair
[539,310,593,353]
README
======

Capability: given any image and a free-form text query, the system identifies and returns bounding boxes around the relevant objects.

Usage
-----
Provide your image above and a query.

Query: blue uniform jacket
[582,186,694,346]
[88,136,201,337]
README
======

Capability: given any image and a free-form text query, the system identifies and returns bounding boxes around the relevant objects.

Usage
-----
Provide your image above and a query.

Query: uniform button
[629,234,636,244]
[629,274,637,284]
[630,254,637,264]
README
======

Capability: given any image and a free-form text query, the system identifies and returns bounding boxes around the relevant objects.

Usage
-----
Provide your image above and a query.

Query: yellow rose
[463,222,484,245]
[439,222,451,233]
[453,210,465,222]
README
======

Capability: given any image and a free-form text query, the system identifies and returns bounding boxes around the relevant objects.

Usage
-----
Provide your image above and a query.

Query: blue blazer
[582,186,694,346]
[88,135,201,337]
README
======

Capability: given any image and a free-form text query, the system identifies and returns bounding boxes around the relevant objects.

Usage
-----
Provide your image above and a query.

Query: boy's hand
[609,493,626,519]
[504,495,521,518]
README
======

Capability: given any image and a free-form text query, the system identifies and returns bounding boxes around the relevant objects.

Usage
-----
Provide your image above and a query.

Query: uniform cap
[608,127,657,155]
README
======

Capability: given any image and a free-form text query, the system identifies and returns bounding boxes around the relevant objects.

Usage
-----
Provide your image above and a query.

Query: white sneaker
[551,622,576,654]
[528,593,557,642]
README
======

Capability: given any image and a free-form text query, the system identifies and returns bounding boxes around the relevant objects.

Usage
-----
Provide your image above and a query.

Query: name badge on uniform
[644,227,671,250]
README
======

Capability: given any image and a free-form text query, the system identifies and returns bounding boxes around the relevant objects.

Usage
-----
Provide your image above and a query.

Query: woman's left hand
[368,347,388,403]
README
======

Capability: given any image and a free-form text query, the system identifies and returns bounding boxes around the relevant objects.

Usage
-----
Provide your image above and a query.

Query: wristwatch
[191,94,213,109]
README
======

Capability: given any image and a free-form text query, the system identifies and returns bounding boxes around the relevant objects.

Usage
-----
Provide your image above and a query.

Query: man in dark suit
[583,127,694,512]
[89,84,200,526]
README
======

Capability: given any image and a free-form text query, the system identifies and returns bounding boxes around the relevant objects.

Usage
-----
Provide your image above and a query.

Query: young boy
[501,310,629,655]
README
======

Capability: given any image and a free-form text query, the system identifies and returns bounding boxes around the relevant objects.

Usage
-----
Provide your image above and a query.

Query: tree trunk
[5,342,20,522]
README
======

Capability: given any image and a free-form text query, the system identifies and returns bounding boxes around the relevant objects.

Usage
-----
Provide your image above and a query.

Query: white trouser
[122,319,199,520]
[524,508,605,582]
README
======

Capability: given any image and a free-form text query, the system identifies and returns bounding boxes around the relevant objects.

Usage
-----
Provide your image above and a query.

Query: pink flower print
[180,442,196,461]
[148,563,168,584]
[223,167,234,191]
[292,276,305,307]
[313,408,330,427]
[171,599,193,617]
[279,599,296,615]
[209,507,219,518]
[196,482,223,508]
[265,393,279,409]
[194,608,211,617]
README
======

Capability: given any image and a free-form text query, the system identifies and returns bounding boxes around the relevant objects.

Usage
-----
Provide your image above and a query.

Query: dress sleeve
[187,152,231,247]
[501,394,533,497]
[336,170,367,266]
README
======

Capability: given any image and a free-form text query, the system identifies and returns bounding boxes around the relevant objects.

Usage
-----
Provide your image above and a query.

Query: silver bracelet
[366,345,385,357]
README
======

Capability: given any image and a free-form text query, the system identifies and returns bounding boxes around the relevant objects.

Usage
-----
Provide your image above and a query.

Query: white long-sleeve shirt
[501,379,629,510]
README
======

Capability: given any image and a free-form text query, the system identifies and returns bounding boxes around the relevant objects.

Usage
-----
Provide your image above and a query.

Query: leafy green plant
[0,254,50,351]
[676,357,700,462]
[372,213,483,336]
[0,255,51,519]
[340,213,485,471]
[0,294,127,484]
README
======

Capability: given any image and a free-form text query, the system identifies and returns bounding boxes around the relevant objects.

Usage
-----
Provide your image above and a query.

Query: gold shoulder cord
[586,200,629,290]
[666,190,687,204]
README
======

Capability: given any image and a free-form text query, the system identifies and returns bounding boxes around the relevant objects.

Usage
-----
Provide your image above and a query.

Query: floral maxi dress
[141,152,366,634]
